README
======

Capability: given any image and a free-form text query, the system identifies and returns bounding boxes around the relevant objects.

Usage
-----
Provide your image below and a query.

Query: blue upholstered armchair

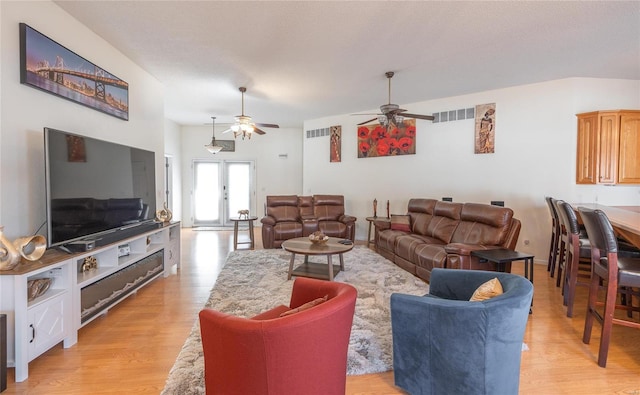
[391,268,533,395]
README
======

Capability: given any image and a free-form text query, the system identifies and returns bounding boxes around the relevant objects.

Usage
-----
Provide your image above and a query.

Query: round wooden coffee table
[282,237,354,281]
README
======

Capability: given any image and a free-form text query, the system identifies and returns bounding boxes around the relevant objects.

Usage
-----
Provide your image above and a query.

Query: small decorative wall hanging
[217,140,235,152]
[358,119,416,158]
[66,135,86,162]
[330,125,341,162]
[474,103,496,154]
[19,23,129,121]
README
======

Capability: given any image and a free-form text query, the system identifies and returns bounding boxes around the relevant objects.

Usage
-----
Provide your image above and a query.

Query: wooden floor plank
[3,228,640,394]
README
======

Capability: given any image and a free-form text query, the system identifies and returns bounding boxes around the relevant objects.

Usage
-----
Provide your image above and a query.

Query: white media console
[0,222,180,382]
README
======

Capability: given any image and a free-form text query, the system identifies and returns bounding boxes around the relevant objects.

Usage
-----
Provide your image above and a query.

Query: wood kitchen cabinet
[576,110,640,184]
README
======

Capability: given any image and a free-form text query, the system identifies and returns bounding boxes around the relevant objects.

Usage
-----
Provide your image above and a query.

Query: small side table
[230,216,258,250]
[366,216,389,248]
[471,248,534,312]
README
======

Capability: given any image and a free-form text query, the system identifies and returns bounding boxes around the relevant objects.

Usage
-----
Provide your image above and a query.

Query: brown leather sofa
[261,195,356,248]
[375,199,521,282]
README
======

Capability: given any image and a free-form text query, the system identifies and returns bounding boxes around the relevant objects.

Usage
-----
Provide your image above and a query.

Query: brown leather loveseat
[261,195,356,248]
[375,199,521,282]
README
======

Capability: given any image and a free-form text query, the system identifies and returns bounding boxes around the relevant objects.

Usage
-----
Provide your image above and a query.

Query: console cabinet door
[27,294,66,361]
[618,113,640,184]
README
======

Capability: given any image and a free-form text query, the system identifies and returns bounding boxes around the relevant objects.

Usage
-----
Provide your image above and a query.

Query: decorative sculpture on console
[155,202,173,223]
[0,226,47,271]
[238,209,250,219]
[373,198,378,217]
[0,226,21,271]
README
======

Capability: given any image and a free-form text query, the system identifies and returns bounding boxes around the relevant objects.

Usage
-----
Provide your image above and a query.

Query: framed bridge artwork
[19,23,129,121]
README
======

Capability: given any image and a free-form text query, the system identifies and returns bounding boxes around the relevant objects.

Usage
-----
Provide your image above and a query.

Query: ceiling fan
[222,87,280,140]
[355,71,434,127]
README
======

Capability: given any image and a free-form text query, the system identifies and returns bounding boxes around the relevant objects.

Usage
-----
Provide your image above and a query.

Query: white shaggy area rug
[161,246,429,395]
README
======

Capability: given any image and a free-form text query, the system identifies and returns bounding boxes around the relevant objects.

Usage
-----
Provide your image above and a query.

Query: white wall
[303,78,640,263]
[0,1,166,240]
[164,118,183,221]
[180,125,303,226]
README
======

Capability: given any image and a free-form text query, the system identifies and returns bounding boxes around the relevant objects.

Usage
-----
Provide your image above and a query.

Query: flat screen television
[44,127,158,248]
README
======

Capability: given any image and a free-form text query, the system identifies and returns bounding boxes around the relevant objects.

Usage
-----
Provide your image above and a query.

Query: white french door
[192,160,255,227]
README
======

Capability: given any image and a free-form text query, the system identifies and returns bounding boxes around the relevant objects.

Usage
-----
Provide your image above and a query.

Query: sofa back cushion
[266,195,300,222]
[407,199,437,236]
[425,201,463,243]
[313,195,345,221]
[451,203,514,245]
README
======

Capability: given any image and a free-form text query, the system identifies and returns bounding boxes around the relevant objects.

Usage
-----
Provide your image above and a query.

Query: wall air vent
[432,107,475,123]
[306,127,331,138]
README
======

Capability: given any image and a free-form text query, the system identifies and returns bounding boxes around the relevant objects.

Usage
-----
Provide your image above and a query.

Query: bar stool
[545,197,561,276]
[544,196,561,277]
[578,207,640,367]
[556,201,591,317]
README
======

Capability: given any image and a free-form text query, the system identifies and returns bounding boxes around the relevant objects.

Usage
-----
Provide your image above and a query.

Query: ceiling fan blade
[351,113,381,116]
[253,127,266,135]
[221,128,233,134]
[358,118,379,126]
[402,113,435,121]
[254,122,279,128]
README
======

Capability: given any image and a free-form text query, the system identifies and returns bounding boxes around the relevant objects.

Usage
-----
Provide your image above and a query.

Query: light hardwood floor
[4,228,640,394]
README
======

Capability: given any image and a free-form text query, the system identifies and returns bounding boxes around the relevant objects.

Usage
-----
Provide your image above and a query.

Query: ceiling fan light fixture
[205,116,223,154]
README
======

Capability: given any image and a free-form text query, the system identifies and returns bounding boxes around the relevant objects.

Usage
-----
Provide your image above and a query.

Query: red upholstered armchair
[313,194,357,240]
[199,277,357,395]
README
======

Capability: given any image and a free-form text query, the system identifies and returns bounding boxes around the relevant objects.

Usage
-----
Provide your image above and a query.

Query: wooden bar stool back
[556,201,591,317]
[578,207,640,367]
[545,196,561,276]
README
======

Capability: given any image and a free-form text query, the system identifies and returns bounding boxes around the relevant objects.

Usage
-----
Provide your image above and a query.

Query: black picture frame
[19,23,129,121]
[218,140,235,152]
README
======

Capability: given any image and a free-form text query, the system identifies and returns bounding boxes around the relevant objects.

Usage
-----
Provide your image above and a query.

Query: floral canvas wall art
[357,119,416,158]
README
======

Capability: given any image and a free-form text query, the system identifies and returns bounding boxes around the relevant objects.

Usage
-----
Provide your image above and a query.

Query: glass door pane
[192,160,255,227]
[224,161,253,226]
[193,161,222,226]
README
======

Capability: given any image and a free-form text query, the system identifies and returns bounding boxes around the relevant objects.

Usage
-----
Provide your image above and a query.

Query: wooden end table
[366,216,389,248]
[471,248,535,313]
[282,237,354,281]
[230,216,258,250]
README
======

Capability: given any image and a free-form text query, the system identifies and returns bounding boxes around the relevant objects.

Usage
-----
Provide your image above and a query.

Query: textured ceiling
[54,1,640,127]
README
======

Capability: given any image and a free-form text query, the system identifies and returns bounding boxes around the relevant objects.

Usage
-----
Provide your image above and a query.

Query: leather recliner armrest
[444,243,501,256]
[373,220,391,231]
[339,214,356,224]
[261,216,276,226]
